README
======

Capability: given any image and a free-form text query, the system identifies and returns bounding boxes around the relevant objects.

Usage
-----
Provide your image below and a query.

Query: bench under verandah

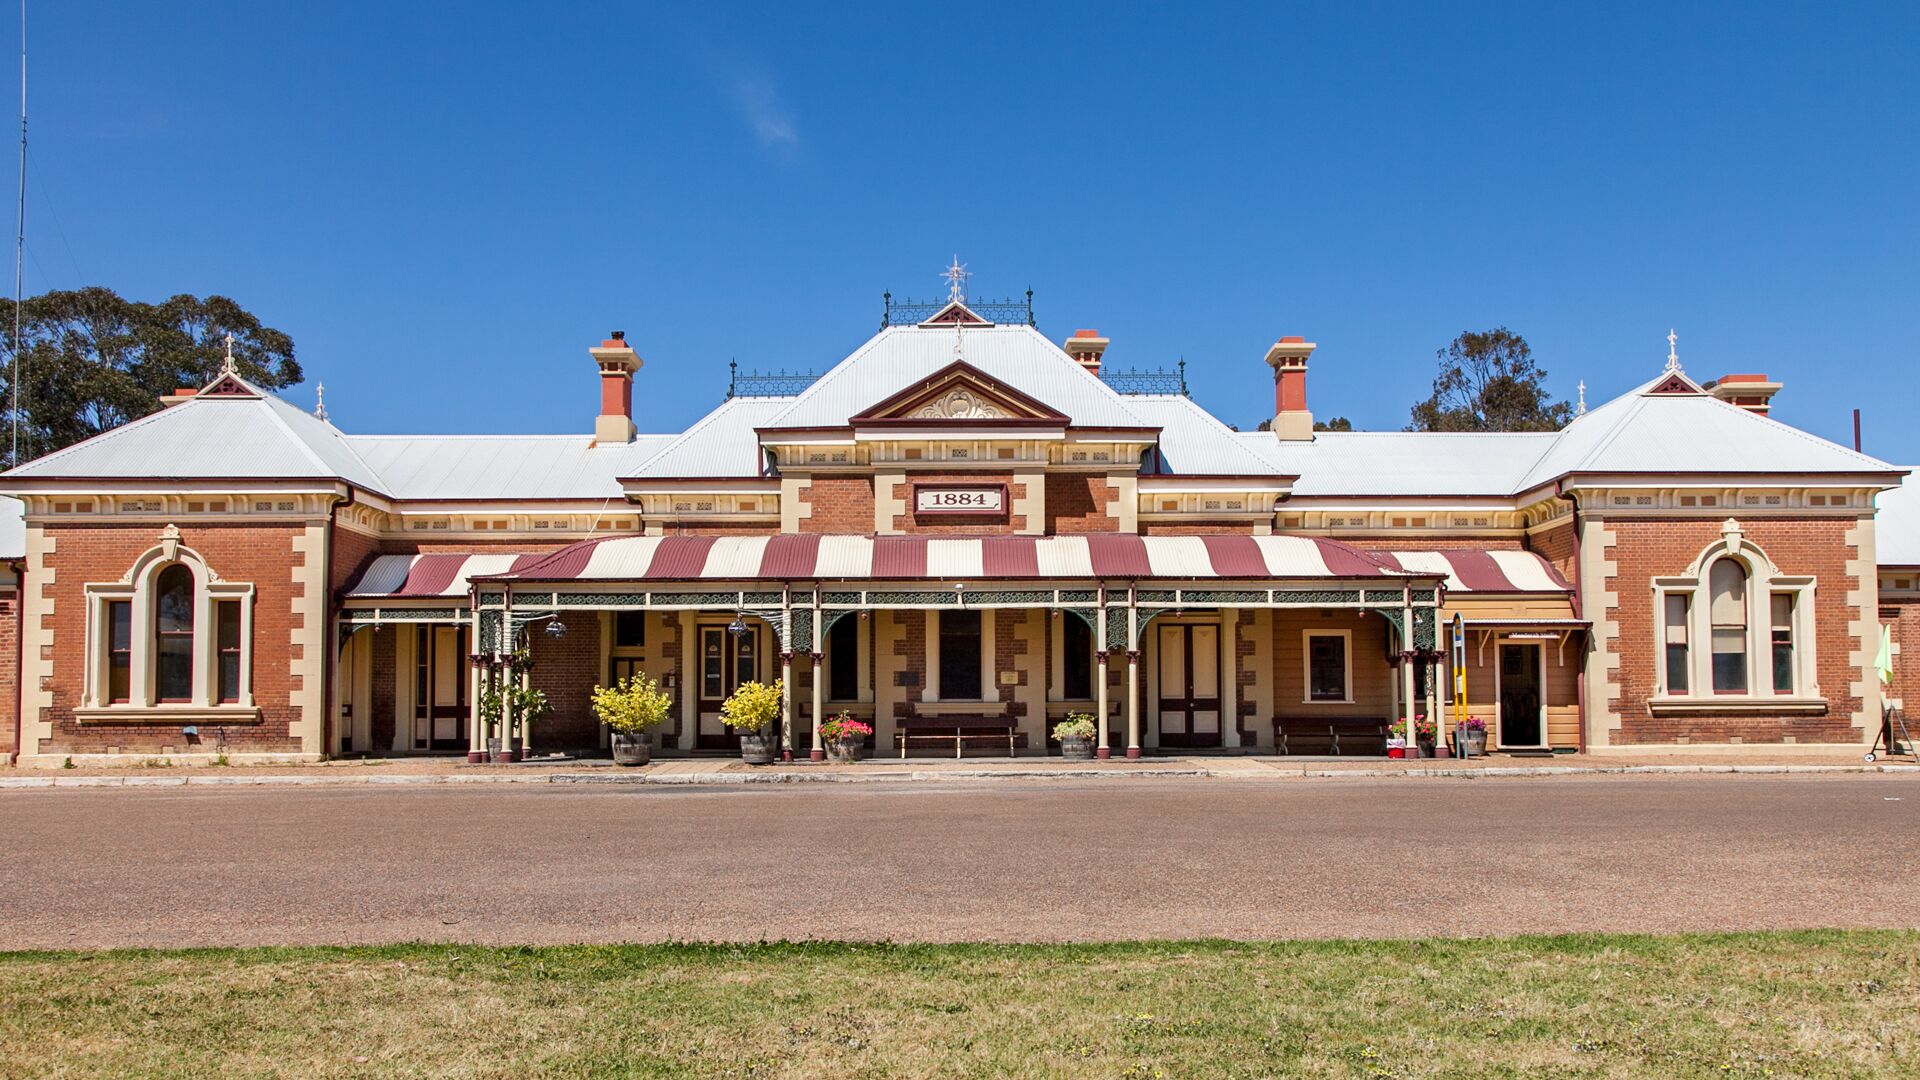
[895,716,1019,759]
[1273,717,1390,756]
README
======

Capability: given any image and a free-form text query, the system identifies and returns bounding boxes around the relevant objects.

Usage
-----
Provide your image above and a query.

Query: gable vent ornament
[916,388,1004,420]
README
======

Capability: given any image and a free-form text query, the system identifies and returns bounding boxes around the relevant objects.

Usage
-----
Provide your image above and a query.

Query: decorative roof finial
[1576,379,1587,416]
[314,382,328,422]
[942,255,970,304]
[1665,328,1682,374]
[221,331,238,376]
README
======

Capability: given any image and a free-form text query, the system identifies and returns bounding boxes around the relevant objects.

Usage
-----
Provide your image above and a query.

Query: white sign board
[915,487,1003,513]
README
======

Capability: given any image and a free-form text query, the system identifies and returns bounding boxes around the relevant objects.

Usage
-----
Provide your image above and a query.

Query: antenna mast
[9,0,23,467]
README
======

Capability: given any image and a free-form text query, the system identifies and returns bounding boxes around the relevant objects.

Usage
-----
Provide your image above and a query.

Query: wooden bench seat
[1273,717,1390,756]
[895,716,1018,759]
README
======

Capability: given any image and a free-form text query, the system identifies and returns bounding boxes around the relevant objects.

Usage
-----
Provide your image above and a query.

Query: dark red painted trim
[1200,535,1268,577]
[848,359,1070,424]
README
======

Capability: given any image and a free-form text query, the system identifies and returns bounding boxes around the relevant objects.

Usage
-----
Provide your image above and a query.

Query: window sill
[73,704,263,725]
[1301,698,1357,706]
[1646,696,1827,716]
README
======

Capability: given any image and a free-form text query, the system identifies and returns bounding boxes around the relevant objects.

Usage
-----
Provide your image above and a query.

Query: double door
[696,622,766,750]
[1156,623,1221,748]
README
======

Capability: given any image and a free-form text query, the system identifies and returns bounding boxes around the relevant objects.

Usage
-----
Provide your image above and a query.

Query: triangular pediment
[1645,370,1704,396]
[851,360,1068,425]
[199,372,260,398]
[918,300,991,327]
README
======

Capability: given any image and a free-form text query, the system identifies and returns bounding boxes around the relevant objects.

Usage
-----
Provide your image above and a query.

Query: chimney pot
[1705,372,1782,416]
[588,333,644,444]
[1264,336,1317,440]
[1063,329,1110,377]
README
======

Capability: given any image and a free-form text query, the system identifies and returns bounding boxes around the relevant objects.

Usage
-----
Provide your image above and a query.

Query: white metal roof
[758,325,1151,432]
[1123,395,1301,476]
[626,397,793,480]
[1250,431,1555,497]
[1879,473,1920,568]
[347,434,676,500]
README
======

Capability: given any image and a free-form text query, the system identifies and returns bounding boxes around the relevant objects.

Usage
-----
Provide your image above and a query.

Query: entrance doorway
[1156,622,1221,748]
[412,624,470,752]
[696,621,765,750]
[1498,642,1544,748]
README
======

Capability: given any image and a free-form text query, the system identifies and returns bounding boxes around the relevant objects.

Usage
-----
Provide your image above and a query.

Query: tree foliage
[1313,416,1353,432]
[0,287,301,463]
[1408,328,1570,432]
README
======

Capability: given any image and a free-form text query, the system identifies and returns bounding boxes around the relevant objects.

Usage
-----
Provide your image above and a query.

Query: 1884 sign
[915,486,1004,513]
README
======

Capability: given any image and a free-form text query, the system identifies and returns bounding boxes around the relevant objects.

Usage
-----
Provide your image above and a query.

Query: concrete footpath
[2,752,1915,789]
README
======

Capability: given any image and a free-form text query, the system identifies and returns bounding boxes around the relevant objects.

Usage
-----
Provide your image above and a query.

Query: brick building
[0,291,1912,766]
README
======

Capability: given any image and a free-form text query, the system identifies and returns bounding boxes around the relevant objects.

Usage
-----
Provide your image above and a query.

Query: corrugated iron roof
[1879,473,1920,568]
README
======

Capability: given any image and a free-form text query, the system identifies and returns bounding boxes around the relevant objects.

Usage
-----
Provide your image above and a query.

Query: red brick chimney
[1264,336,1317,440]
[1705,373,1782,416]
[1064,329,1109,376]
[589,330,643,445]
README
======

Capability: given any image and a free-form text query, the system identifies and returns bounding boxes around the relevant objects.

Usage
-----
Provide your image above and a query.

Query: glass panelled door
[1498,642,1544,748]
[696,622,763,750]
[1156,623,1222,748]
[413,624,470,752]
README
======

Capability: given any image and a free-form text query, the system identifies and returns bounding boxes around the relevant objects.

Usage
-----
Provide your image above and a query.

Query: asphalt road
[3,776,1916,948]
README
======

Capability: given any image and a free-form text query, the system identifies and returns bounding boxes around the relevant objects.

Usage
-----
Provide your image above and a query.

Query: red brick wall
[1530,521,1578,586]
[998,610,1029,727]
[799,476,874,534]
[892,611,925,721]
[332,527,383,593]
[528,612,603,749]
[1884,595,1919,726]
[36,523,308,756]
[892,472,1026,534]
[369,627,396,750]
[1045,474,1116,534]
[1604,517,1865,744]
[0,587,16,760]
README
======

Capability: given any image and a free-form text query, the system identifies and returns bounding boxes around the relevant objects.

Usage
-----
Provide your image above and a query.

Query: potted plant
[1389,717,1436,758]
[592,672,672,766]
[722,679,784,765]
[1456,715,1487,758]
[820,711,873,763]
[478,648,549,763]
[1385,735,1407,759]
[1053,714,1097,760]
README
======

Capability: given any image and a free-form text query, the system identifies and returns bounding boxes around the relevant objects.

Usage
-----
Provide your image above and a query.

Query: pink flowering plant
[1390,716,1437,740]
[1457,716,1486,733]
[821,712,873,741]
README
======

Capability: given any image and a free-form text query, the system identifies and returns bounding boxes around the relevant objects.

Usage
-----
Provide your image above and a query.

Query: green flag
[1875,623,1894,687]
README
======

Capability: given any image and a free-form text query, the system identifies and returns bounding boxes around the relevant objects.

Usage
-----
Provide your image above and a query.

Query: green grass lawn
[3,932,1917,1078]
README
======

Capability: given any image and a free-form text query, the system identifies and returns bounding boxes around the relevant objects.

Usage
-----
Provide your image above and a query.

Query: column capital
[1125,649,1141,663]
[810,651,823,661]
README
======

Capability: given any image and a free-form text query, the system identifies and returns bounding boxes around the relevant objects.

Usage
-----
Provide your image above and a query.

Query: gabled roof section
[918,300,991,326]
[1644,369,1705,395]
[761,325,1153,433]
[1517,371,1899,490]
[848,360,1069,428]
[346,433,677,500]
[624,396,793,481]
[1120,395,1295,478]
[1,374,384,491]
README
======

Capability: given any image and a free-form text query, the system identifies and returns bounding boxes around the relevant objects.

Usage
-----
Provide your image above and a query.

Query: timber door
[696,622,764,750]
[1498,642,1545,748]
[1156,623,1222,748]
[412,625,470,752]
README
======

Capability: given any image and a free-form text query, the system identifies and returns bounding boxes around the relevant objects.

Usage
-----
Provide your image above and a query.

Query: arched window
[154,564,196,702]
[83,533,256,714]
[1707,558,1748,693]
[1652,524,1816,706]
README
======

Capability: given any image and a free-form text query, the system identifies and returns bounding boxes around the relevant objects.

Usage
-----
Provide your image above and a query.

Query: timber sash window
[1663,594,1690,694]
[939,610,983,700]
[107,601,132,704]
[216,601,243,703]
[153,566,196,702]
[1304,630,1351,703]
[1709,558,1749,693]
[1770,594,1795,693]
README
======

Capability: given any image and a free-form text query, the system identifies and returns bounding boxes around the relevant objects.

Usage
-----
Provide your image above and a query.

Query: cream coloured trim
[1106,471,1137,533]
[780,476,812,533]
[1300,628,1354,705]
[20,525,56,758]
[290,524,328,755]
[874,469,906,534]
[1845,517,1879,741]
[1580,515,1622,747]
[1011,468,1044,535]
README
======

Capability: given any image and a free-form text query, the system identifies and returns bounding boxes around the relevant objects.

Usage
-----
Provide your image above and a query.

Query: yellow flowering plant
[590,672,673,735]
[720,679,784,734]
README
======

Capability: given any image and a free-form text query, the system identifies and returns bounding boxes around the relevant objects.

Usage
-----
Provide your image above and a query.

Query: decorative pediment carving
[851,360,1068,426]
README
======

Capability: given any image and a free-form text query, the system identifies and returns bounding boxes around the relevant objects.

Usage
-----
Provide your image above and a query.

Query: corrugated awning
[342,539,1574,597]
[481,534,1408,584]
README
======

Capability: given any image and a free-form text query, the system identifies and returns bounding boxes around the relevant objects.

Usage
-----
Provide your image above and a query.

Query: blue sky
[9,2,1918,459]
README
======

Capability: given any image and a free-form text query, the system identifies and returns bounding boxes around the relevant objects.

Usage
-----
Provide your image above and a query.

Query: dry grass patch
[1,932,1916,1077]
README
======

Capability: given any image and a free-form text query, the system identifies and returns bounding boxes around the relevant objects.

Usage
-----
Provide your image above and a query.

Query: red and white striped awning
[342,538,1572,598]
[1374,550,1571,593]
